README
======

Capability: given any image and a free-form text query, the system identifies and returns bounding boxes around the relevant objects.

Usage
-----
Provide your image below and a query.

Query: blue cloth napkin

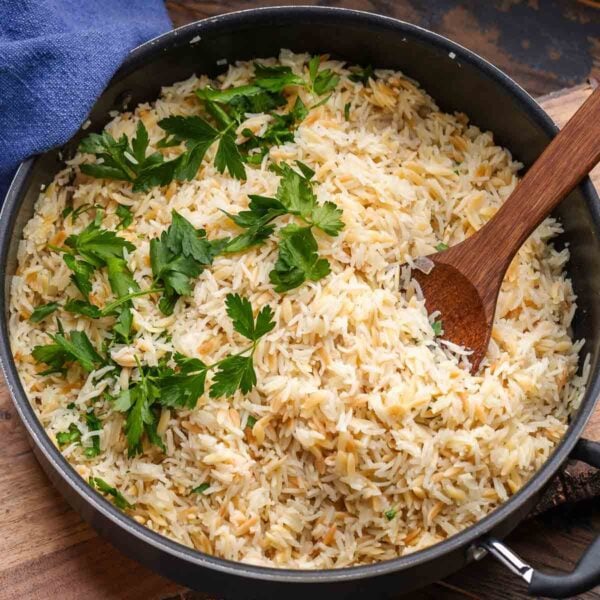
[0,0,172,201]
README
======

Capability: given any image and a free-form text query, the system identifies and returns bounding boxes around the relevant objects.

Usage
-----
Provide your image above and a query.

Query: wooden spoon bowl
[414,87,600,372]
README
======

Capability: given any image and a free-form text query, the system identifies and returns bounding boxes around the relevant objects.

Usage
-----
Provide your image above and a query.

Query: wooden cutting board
[0,84,599,600]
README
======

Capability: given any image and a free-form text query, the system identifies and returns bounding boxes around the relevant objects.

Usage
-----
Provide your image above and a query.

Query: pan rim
[1,4,599,584]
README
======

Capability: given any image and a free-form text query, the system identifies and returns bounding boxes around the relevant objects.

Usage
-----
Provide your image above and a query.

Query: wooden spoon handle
[468,86,600,273]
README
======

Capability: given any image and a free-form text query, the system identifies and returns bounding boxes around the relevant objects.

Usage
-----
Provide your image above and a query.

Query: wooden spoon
[412,87,600,372]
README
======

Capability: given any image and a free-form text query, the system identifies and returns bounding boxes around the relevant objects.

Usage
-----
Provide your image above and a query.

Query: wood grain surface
[0,81,599,600]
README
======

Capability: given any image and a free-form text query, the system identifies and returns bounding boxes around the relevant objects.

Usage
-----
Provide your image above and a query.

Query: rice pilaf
[9,50,587,568]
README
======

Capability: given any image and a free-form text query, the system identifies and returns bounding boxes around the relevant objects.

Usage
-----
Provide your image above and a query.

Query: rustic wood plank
[0,78,599,600]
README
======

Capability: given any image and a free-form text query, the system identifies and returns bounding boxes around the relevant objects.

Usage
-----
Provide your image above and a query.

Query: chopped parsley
[435,242,449,252]
[57,214,138,340]
[116,204,133,229]
[269,224,331,293]
[84,409,102,458]
[432,320,443,336]
[33,329,105,374]
[384,507,397,521]
[246,415,257,429]
[30,302,59,323]
[349,64,375,84]
[90,476,133,509]
[308,55,340,96]
[79,121,170,193]
[191,482,210,494]
[56,423,81,447]
[344,102,351,121]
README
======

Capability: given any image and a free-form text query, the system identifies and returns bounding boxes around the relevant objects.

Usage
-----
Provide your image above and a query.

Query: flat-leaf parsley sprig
[150,210,223,315]
[78,56,343,191]
[222,162,344,292]
[111,293,275,455]
[50,210,139,341]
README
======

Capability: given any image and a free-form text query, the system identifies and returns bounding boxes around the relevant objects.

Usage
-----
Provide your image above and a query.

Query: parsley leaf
[214,131,246,179]
[122,375,156,456]
[63,254,95,298]
[56,423,81,447]
[156,354,208,409]
[384,507,397,521]
[435,242,449,252]
[210,355,256,398]
[432,320,443,336]
[150,211,216,315]
[269,225,331,292]
[33,330,105,373]
[222,195,286,253]
[308,55,340,96]
[253,63,305,92]
[30,302,59,323]
[91,477,133,509]
[156,114,220,181]
[116,204,133,229]
[223,162,343,257]
[65,220,135,267]
[225,293,276,342]
[191,482,210,494]
[344,102,351,121]
[349,64,375,84]
[79,121,168,193]
[308,201,344,236]
[64,299,102,319]
[84,409,102,458]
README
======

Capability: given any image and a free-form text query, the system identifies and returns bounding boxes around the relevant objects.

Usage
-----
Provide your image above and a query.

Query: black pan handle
[477,438,600,598]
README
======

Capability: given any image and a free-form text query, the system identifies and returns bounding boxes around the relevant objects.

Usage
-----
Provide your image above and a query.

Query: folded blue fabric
[0,0,172,201]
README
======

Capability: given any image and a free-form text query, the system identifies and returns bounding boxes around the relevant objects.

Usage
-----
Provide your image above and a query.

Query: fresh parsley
[112,294,274,455]
[384,507,397,521]
[223,162,343,291]
[191,482,210,494]
[432,320,443,336]
[246,415,257,429]
[116,204,133,229]
[84,409,102,458]
[58,215,138,340]
[150,211,217,315]
[30,302,59,323]
[90,476,133,509]
[56,423,81,447]
[269,224,331,293]
[435,242,449,252]
[79,121,171,193]
[349,64,375,84]
[156,114,246,181]
[344,102,351,121]
[80,57,341,192]
[64,298,102,319]
[308,55,340,97]
[33,329,105,374]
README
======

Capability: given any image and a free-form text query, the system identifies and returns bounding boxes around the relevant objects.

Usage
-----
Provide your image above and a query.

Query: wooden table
[2,3,600,599]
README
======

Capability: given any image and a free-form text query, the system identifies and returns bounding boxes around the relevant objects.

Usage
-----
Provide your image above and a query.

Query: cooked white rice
[9,50,587,568]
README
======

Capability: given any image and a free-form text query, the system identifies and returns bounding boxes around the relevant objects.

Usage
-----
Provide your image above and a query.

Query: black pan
[1,6,599,599]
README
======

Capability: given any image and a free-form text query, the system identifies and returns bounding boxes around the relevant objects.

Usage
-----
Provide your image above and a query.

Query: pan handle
[477,438,600,598]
